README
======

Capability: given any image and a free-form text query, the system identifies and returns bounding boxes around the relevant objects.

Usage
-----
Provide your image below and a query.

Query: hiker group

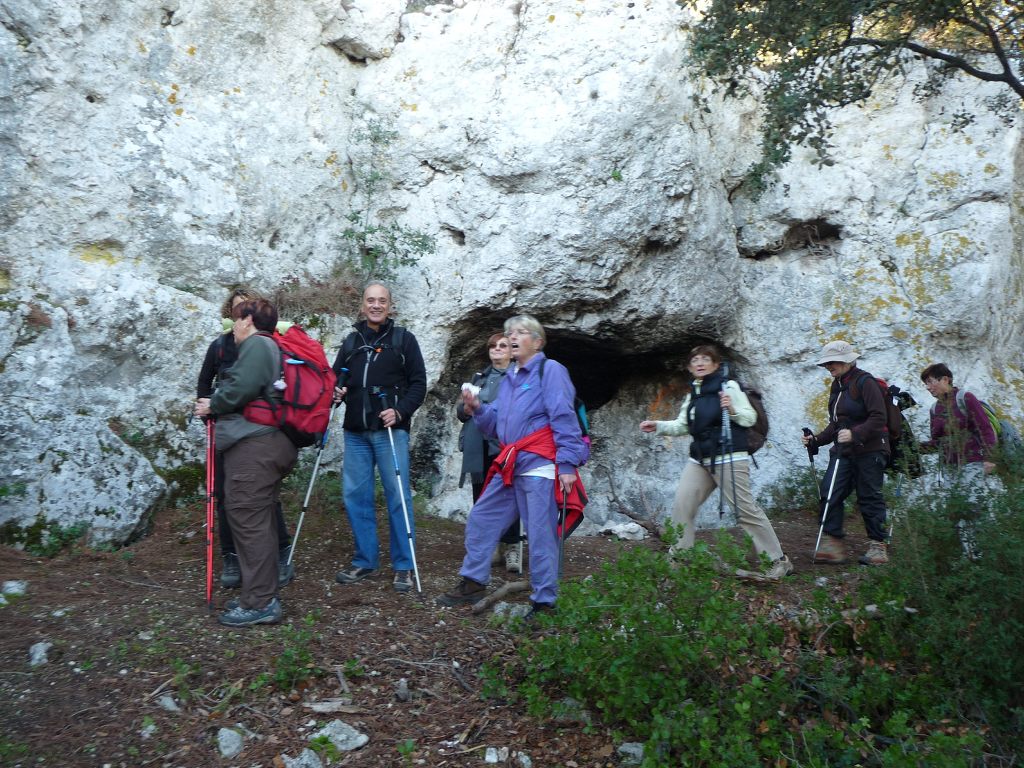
[194,282,1012,626]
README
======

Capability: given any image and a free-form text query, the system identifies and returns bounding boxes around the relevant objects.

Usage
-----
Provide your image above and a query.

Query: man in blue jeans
[332,282,427,592]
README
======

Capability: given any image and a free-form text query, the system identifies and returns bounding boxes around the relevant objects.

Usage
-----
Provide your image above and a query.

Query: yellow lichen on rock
[74,243,123,266]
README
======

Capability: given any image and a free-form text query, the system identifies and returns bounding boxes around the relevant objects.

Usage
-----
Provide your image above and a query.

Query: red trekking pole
[204,419,216,610]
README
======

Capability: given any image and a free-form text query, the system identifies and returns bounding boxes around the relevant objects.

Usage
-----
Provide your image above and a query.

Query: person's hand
[379,408,400,428]
[837,428,853,444]
[194,398,211,418]
[558,473,576,495]
[801,432,813,447]
[639,420,657,433]
[333,385,347,404]
[462,388,481,414]
[719,392,733,413]
[983,461,996,475]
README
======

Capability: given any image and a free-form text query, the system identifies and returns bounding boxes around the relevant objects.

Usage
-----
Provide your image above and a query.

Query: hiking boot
[505,543,523,574]
[858,540,889,566]
[813,534,847,564]
[762,554,794,580]
[278,546,295,588]
[220,553,241,589]
[525,601,555,621]
[736,555,794,582]
[335,566,377,585]
[435,577,486,607]
[393,570,413,593]
[218,597,282,627]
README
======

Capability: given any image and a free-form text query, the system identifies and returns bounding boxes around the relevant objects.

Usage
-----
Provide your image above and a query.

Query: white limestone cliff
[1,0,1020,544]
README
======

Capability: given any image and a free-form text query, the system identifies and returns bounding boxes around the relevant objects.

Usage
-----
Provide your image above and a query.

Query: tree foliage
[681,0,1024,190]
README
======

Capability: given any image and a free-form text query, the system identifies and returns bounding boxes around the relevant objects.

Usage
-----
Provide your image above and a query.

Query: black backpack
[851,374,923,477]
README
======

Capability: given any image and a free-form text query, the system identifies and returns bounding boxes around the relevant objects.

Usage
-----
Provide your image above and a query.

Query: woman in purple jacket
[437,315,589,617]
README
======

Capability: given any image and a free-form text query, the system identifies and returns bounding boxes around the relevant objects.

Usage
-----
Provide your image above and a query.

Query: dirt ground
[0,486,876,768]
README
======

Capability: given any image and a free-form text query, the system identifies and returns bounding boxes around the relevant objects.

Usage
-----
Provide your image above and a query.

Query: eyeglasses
[490,343,510,350]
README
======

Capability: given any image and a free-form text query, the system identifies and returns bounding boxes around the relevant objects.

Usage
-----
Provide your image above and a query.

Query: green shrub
[272,614,324,691]
[858,478,1024,747]
[759,467,818,519]
[513,521,1002,766]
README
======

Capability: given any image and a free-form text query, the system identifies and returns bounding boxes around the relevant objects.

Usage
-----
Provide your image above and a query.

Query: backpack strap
[339,331,360,367]
[955,389,967,416]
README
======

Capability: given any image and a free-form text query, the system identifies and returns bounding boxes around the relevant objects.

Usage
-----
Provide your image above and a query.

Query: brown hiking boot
[858,540,889,566]
[435,577,486,607]
[814,534,847,564]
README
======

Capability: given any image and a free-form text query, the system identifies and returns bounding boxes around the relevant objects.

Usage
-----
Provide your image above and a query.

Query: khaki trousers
[670,459,783,560]
[223,430,297,609]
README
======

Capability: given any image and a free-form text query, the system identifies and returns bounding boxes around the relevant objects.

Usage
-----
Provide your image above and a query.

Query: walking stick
[204,419,216,611]
[288,403,339,567]
[887,472,903,543]
[378,393,421,593]
[813,452,843,560]
[802,427,819,494]
[557,489,568,579]
[718,372,738,519]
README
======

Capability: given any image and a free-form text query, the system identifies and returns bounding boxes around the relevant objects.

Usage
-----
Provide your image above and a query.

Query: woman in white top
[640,344,791,581]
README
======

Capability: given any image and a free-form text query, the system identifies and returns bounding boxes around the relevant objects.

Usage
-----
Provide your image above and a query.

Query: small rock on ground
[314,720,368,751]
[217,727,244,758]
[29,641,52,667]
[282,748,324,768]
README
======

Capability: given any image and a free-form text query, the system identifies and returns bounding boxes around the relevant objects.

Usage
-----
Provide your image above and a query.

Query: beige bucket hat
[815,339,861,366]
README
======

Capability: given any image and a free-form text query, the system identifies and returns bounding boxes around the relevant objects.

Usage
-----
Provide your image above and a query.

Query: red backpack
[243,326,337,447]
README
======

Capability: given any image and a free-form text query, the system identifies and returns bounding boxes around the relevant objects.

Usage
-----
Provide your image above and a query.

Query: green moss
[157,462,205,498]
[0,515,90,557]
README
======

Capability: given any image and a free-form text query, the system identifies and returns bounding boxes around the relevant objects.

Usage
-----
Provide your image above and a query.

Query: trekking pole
[887,472,904,542]
[378,393,421,593]
[813,451,843,560]
[204,419,216,611]
[719,383,735,518]
[288,402,340,567]
[515,518,524,576]
[557,490,568,579]
[802,427,819,495]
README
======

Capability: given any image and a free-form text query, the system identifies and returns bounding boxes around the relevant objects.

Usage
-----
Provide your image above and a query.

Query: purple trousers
[459,475,560,605]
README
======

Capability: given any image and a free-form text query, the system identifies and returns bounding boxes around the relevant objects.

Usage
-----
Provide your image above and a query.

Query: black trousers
[820,451,889,542]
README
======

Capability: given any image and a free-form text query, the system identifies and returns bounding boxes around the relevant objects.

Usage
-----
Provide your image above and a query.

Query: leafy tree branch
[681,0,1024,191]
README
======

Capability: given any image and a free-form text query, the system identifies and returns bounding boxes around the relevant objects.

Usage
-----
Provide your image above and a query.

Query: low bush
[512,478,1022,766]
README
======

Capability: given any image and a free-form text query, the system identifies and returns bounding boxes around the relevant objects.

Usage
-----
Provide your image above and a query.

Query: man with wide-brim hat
[801,339,891,566]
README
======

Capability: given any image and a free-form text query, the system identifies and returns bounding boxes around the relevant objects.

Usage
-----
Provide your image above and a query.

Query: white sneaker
[736,555,793,582]
[505,543,523,574]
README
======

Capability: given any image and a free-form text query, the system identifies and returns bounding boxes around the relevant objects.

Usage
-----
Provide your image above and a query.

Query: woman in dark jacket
[801,340,890,566]
[456,334,522,572]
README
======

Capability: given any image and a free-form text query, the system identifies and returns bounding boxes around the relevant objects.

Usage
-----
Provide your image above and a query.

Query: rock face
[1,0,1021,544]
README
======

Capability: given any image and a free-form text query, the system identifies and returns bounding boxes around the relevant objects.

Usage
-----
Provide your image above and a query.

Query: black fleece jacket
[331,319,427,433]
